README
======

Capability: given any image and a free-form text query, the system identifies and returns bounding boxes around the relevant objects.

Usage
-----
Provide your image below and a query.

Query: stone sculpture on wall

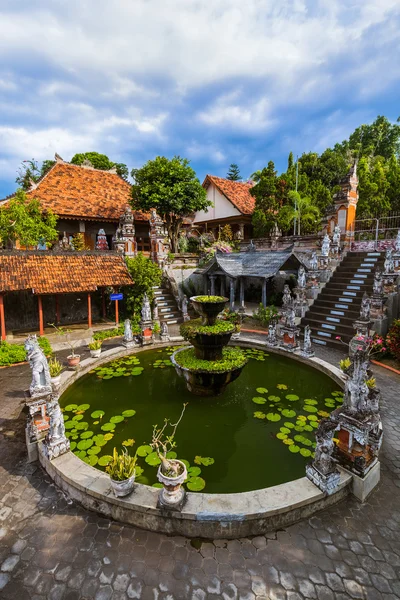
[25,336,52,399]
[43,393,70,460]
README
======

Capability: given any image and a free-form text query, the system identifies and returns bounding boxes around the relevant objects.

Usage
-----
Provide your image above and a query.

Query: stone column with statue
[140,293,154,345]
[149,210,169,266]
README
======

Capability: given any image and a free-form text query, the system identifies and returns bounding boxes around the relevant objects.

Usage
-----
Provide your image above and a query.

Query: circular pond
[59,345,343,494]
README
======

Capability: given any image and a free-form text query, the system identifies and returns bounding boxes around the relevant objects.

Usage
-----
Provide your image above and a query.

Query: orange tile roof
[22,161,147,222]
[0,251,133,294]
[204,175,255,215]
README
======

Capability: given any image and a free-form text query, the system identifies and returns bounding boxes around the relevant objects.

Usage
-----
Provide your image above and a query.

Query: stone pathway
[0,338,399,599]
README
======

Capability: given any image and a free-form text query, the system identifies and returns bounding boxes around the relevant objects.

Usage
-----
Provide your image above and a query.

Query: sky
[1,0,400,198]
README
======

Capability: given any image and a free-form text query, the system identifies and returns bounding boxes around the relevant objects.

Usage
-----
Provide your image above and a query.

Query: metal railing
[350,213,400,251]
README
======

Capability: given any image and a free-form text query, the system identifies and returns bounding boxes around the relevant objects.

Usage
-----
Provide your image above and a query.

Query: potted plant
[88,338,102,358]
[106,447,137,497]
[150,404,188,508]
[48,357,63,389]
[49,324,81,367]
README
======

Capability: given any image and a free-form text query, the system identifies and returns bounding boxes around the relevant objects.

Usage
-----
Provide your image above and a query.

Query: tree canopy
[0,190,58,248]
[124,253,162,316]
[131,155,212,252]
[70,152,129,180]
[226,164,241,181]
[16,159,55,190]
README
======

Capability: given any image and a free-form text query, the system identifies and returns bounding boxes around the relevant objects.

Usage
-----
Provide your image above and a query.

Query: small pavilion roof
[0,251,133,294]
[201,249,303,279]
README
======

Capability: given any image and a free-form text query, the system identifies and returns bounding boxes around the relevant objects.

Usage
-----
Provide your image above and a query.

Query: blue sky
[1,0,400,198]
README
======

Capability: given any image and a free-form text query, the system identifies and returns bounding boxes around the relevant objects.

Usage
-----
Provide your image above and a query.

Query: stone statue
[44,393,70,460]
[302,325,314,357]
[395,230,400,252]
[343,352,370,415]
[297,265,306,289]
[160,322,170,342]
[312,419,338,476]
[309,251,318,271]
[181,295,189,321]
[373,267,383,296]
[246,240,256,252]
[123,319,134,343]
[359,292,370,321]
[141,293,152,322]
[25,336,52,398]
[267,320,277,346]
[286,305,296,328]
[332,225,341,246]
[321,233,331,257]
[153,297,159,322]
[282,284,291,308]
[384,248,395,274]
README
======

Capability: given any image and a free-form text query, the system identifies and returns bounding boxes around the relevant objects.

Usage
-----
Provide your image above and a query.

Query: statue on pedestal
[384,248,395,274]
[24,336,52,399]
[359,292,370,321]
[302,325,314,357]
[282,284,291,309]
[43,393,70,460]
[321,234,331,257]
[181,295,190,322]
[141,293,152,323]
[297,265,306,289]
[373,267,383,296]
[160,322,170,342]
[123,319,137,348]
[306,417,341,495]
[309,251,318,272]
[267,320,278,347]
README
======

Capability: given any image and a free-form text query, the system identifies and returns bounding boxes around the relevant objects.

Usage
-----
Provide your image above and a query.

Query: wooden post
[55,295,60,324]
[115,299,119,326]
[102,289,106,319]
[38,295,44,336]
[0,294,6,341]
[88,293,92,329]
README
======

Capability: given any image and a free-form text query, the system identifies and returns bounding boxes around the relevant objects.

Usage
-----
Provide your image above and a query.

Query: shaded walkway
[0,338,399,599]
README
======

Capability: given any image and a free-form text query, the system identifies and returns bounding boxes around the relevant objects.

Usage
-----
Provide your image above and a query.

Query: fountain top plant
[172,295,247,395]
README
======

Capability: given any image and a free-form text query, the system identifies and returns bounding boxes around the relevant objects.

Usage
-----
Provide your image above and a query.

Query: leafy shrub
[106,447,137,481]
[93,324,124,341]
[386,320,400,361]
[124,253,162,317]
[175,347,247,372]
[0,336,52,367]
[253,304,279,327]
[180,319,234,340]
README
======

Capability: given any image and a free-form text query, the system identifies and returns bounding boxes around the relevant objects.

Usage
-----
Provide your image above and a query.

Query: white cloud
[198,91,275,130]
[186,141,226,164]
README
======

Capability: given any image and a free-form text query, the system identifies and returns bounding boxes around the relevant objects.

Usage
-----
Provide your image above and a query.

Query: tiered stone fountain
[171,296,247,396]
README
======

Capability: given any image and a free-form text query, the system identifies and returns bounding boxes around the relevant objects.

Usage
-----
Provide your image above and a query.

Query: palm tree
[280,191,320,235]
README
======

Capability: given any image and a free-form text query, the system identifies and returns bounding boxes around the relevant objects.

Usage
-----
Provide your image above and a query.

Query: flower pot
[90,348,102,358]
[50,375,61,390]
[110,475,135,498]
[67,355,80,367]
[157,459,187,508]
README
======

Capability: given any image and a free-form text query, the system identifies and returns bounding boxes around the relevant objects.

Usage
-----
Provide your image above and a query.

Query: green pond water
[60,346,343,494]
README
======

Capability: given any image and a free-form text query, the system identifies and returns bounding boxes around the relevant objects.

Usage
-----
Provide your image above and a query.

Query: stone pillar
[87,293,92,329]
[229,279,235,312]
[203,275,208,294]
[220,277,225,297]
[261,280,267,308]
[38,295,44,336]
[0,294,6,341]
[238,223,245,240]
[239,278,246,313]
[210,275,216,296]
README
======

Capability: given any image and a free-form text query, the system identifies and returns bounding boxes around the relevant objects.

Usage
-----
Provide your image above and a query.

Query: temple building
[193,175,255,240]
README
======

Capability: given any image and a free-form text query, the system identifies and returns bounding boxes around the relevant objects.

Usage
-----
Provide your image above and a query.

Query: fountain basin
[190,295,229,325]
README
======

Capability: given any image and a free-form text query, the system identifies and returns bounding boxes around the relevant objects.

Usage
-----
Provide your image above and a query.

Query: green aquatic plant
[192,295,226,303]
[174,347,247,373]
[180,318,234,341]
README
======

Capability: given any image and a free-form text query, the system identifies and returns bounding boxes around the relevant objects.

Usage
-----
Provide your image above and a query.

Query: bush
[175,347,247,372]
[93,324,124,341]
[0,336,52,367]
[253,304,279,327]
[386,320,400,361]
[124,253,162,316]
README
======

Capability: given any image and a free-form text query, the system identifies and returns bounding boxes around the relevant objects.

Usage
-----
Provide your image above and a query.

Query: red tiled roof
[20,161,148,222]
[0,251,133,294]
[204,175,255,215]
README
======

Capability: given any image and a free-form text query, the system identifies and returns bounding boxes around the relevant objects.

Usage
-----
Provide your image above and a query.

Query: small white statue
[309,251,318,271]
[321,233,331,257]
[373,268,383,296]
[332,225,341,246]
[384,248,395,274]
[24,335,52,398]
[181,295,190,321]
[303,324,314,357]
[153,297,159,322]
[123,319,134,343]
[160,322,170,341]
[267,321,277,346]
[44,393,70,460]
[282,284,291,308]
[359,293,370,321]
[141,293,152,322]
[297,265,306,289]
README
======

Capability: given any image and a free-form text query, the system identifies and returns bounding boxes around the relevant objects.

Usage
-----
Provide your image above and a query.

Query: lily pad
[75,422,88,430]
[253,411,266,419]
[64,421,75,430]
[78,404,90,411]
[188,466,201,477]
[72,414,84,421]
[65,404,78,411]
[281,409,296,418]
[280,427,290,434]
[266,413,281,422]
[104,433,114,441]
[303,425,313,432]
[80,431,94,439]
[70,442,77,451]
[252,396,267,404]
[145,452,161,466]
[77,439,93,450]
[166,451,177,459]
[194,456,214,466]
[87,446,102,455]
[284,421,295,429]
[98,455,113,467]
[277,384,288,390]
[76,450,87,460]
[122,410,136,417]
[276,433,287,440]
[186,477,206,491]
[256,387,268,394]
[268,395,281,402]
[307,415,318,421]
[137,445,152,457]
[288,445,300,453]
[303,405,318,413]
[122,439,135,447]
[110,415,124,424]
[304,399,318,405]
[318,410,330,418]
[286,394,300,401]
[283,438,294,445]
[91,410,105,419]
[101,423,116,432]
[300,448,312,457]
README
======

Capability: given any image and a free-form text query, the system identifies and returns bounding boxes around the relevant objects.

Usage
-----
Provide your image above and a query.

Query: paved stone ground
[0,337,399,600]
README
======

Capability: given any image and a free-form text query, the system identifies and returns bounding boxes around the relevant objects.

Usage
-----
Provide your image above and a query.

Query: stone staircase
[301,251,384,349]
[153,286,182,325]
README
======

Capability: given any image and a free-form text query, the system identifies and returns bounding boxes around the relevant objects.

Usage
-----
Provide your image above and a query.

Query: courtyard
[0,335,399,600]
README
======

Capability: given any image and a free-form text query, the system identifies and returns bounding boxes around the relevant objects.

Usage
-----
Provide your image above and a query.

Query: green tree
[0,189,58,248]
[71,152,129,180]
[279,191,320,235]
[16,159,55,190]
[124,253,163,316]
[131,156,211,252]
[348,115,400,160]
[386,155,400,212]
[250,161,281,236]
[71,232,88,251]
[357,156,390,216]
[226,164,241,181]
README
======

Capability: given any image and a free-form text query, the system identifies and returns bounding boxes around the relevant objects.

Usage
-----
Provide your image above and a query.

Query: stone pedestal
[334,412,382,479]
[140,321,154,346]
[371,315,388,337]
[307,286,320,300]
[123,339,138,349]
[306,464,341,496]
[344,460,380,502]
[278,325,300,352]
